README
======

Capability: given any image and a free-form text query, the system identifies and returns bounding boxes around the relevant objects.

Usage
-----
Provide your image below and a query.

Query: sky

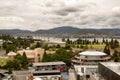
[0,0,120,31]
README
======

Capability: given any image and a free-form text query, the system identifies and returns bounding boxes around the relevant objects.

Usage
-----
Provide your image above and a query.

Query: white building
[74,65,98,80]
[72,51,111,65]
[72,51,111,80]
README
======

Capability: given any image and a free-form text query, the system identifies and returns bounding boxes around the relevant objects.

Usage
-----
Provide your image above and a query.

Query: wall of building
[13,71,29,80]
[17,48,45,63]
[34,48,44,62]
[98,63,120,80]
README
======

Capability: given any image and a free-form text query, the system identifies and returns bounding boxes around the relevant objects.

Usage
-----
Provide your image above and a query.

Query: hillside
[0,26,120,37]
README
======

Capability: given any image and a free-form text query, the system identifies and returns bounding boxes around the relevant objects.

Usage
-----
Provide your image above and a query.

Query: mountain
[34,26,120,35]
[0,29,31,35]
[0,26,120,37]
[35,26,80,34]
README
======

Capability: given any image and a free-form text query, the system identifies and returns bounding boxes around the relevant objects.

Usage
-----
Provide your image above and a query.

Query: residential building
[17,48,45,63]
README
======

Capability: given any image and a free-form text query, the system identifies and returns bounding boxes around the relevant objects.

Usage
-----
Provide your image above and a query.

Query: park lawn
[0,57,8,67]
[88,44,106,50]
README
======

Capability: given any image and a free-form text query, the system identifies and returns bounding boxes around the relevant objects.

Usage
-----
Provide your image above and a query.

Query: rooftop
[7,52,16,56]
[79,51,107,56]
[100,62,120,75]
[33,61,66,66]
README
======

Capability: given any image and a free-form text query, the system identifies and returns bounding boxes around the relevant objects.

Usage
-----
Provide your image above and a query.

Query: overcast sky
[0,0,120,31]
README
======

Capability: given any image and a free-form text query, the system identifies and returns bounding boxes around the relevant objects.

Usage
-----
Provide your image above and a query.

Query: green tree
[13,54,22,70]
[102,38,105,44]
[13,59,21,70]
[66,38,70,44]
[114,39,119,48]
[21,52,28,69]
[35,42,42,48]
[62,37,65,42]
[8,68,12,74]
[103,46,110,55]
[42,48,74,67]
[112,50,120,62]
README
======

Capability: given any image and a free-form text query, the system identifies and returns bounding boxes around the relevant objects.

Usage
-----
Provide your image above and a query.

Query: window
[81,67,84,73]
[37,54,40,56]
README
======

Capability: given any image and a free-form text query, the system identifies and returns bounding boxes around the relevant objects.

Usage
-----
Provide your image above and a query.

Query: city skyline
[0,0,120,31]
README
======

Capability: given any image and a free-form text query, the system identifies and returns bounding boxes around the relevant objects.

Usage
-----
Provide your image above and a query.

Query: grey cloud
[0,0,120,30]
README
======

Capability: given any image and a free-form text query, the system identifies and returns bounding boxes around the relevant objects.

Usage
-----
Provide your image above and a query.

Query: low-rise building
[17,48,45,63]
[72,51,111,65]
[74,65,98,80]
[7,52,17,61]
[13,71,29,80]
[98,62,120,80]
[29,62,68,80]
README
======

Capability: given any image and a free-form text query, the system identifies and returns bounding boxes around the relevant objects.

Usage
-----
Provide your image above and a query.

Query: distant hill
[35,26,80,34]
[0,26,120,37]
[0,29,31,35]
[34,26,120,35]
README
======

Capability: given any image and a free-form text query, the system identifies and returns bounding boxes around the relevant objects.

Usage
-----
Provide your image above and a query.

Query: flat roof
[33,62,66,66]
[100,62,120,75]
[79,51,107,56]
[32,70,60,74]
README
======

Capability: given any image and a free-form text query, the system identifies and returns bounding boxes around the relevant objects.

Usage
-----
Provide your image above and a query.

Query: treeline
[0,34,34,54]
[42,48,76,66]
[0,52,28,73]
[65,38,119,45]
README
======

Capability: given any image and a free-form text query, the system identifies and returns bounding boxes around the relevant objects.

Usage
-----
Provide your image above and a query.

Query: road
[69,69,76,80]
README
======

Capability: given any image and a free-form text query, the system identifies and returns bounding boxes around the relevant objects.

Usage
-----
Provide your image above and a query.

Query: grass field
[73,43,106,50]
[0,57,8,67]
[88,44,106,50]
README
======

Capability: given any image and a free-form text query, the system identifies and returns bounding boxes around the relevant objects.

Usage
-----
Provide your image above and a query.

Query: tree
[114,39,119,48]
[35,42,42,48]
[42,48,74,67]
[102,38,105,44]
[65,44,71,50]
[21,52,28,69]
[42,51,50,62]
[13,59,21,70]
[103,46,110,55]
[66,38,70,44]
[8,68,12,74]
[62,37,65,42]
[112,50,120,62]
[6,61,14,69]
[92,38,97,44]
